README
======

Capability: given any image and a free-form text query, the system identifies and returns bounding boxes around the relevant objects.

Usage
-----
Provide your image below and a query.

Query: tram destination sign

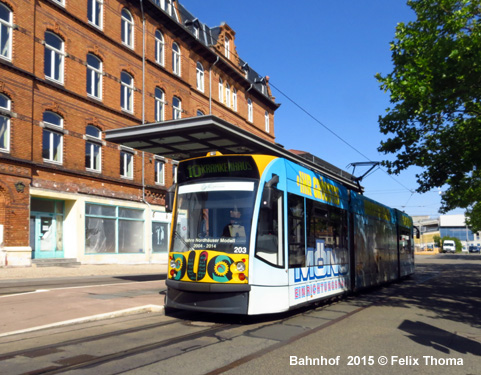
[178,156,260,183]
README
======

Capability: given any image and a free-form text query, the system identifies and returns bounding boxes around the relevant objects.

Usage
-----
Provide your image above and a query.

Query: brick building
[0,0,279,266]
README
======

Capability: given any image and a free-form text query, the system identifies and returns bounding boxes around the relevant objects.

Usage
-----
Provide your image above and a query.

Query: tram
[165,152,414,315]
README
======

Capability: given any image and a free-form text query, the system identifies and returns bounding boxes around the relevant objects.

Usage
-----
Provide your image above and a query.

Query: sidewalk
[0,263,168,337]
[0,263,167,280]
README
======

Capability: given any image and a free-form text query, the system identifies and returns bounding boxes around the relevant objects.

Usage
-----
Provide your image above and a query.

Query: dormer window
[224,36,230,59]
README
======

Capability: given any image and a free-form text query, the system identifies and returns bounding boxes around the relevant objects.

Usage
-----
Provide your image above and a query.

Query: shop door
[30,212,64,259]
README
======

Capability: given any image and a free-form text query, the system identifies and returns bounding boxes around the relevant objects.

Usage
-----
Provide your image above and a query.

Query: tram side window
[306,199,348,267]
[255,188,284,267]
[288,193,305,268]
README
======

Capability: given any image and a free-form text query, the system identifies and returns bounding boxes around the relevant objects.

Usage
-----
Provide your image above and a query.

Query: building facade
[0,0,279,266]
[414,214,481,252]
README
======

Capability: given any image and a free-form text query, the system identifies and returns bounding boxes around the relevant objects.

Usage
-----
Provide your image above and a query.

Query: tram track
[1,268,442,375]
[0,318,180,362]
[16,322,235,375]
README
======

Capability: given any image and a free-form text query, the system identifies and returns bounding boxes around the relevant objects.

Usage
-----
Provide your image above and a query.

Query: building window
[265,111,270,132]
[85,125,102,172]
[232,88,237,111]
[121,71,134,113]
[164,0,173,16]
[44,32,64,84]
[248,98,253,122]
[52,0,65,6]
[172,161,178,183]
[196,62,204,92]
[197,110,204,116]
[0,94,10,152]
[172,96,181,119]
[121,8,134,48]
[155,29,164,66]
[86,53,102,100]
[218,77,223,104]
[155,158,165,185]
[155,87,165,122]
[0,3,12,61]
[42,111,63,164]
[120,149,133,179]
[226,83,231,108]
[193,24,199,39]
[88,0,103,29]
[225,36,230,59]
[85,203,144,254]
[172,42,180,76]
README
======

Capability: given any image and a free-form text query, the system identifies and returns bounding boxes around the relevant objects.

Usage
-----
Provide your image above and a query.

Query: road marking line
[0,305,164,338]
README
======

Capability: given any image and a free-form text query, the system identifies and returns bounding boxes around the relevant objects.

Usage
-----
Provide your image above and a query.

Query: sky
[178,0,464,218]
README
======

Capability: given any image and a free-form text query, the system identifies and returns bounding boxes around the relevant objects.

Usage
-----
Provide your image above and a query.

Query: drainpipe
[140,0,146,124]
[209,56,219,115]
[142,152,152,262]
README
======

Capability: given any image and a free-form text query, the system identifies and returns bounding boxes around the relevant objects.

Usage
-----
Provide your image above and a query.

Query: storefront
[29,189,171,265]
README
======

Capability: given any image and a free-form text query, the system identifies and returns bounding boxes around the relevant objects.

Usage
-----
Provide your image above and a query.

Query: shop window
[85,203,144,254]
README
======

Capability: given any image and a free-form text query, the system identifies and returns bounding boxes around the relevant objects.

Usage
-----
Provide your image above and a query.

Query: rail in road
[0,256,479,375]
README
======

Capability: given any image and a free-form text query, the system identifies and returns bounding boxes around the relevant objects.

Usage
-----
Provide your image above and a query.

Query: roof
[163,1,275,104]
[105,115,360,191]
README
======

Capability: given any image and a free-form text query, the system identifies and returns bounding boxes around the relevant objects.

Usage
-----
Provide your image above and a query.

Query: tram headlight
[236,261,246,272]
[170,259,177,269]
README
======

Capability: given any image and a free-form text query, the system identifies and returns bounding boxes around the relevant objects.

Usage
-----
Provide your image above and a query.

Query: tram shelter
[105,115,359,191]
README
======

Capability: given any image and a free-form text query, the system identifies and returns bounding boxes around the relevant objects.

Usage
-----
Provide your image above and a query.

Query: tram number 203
[234,247,247,254]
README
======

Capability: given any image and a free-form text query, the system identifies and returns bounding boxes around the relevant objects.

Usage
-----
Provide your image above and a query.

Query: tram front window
[171,181,256,254]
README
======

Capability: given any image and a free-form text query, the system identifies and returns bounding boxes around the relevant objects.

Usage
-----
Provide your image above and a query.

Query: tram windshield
[171,181,257,254]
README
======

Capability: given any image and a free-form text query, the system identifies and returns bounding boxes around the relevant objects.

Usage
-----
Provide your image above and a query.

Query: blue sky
[179,0,463,218]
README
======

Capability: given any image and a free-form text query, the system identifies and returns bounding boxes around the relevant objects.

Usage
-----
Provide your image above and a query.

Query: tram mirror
[165,184,176,213]
[261,174,279,208]
[414,226,420,239]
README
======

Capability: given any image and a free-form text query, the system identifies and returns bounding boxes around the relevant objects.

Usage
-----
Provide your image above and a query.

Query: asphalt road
[0,255,479,375]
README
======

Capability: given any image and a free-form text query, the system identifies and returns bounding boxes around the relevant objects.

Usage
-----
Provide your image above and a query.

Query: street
[0,255,479,374]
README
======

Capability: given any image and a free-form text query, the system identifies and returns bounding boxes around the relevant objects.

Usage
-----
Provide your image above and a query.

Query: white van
[443,240,456,253]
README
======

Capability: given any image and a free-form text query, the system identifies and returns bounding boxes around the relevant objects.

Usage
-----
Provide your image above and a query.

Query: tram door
[252,187,286,281]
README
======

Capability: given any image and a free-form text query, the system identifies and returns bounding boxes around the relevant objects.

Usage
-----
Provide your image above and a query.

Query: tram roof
[105,115,362,191]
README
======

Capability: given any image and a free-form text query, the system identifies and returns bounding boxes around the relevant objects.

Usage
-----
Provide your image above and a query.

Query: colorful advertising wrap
[289,239,350,306]
[169,250,249,284]
[286,161,349,209]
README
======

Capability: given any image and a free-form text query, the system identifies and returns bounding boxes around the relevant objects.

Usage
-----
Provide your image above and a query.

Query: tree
[376,0,481,230]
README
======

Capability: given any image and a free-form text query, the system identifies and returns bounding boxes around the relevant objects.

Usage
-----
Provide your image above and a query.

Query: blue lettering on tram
[294,240,348,283]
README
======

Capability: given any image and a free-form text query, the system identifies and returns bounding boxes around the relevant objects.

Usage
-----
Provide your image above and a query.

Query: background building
[0,0,278,266]
[414,214,481,252]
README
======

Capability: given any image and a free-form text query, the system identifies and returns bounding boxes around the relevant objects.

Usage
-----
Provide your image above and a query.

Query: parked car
[468,245,481,253]
[442,240,456,253]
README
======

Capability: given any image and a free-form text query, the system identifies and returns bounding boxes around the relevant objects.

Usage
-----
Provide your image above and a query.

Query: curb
[0,304,164,338]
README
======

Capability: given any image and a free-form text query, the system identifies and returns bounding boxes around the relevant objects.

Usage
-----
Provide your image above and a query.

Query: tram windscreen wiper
[173,230,192,252]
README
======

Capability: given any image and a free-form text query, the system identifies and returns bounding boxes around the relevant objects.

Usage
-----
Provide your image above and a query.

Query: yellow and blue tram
[165,153,414,315]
